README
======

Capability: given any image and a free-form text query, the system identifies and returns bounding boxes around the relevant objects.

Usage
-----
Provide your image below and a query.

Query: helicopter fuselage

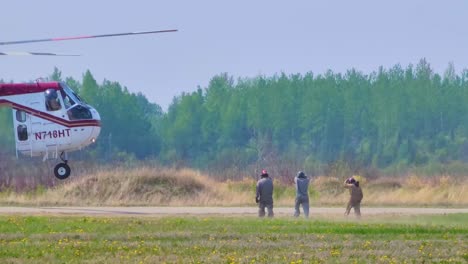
[0,81,100,159]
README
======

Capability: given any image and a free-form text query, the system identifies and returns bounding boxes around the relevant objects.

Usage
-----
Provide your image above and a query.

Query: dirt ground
[0,206,467,217]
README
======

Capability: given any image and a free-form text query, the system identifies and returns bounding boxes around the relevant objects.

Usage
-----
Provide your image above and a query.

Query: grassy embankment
[0,214,466,263]
[0,167,467,207]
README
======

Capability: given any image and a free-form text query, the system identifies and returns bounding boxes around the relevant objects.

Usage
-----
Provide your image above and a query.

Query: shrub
[314,176,344,196]
[405,175,426,189]
[367,178,402,190]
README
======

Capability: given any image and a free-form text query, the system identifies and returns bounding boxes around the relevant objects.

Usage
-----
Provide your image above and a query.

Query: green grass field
[0,214,466,263]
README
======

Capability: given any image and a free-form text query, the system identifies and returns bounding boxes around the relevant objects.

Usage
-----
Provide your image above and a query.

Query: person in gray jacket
[294,171,310,218]
[256,169,274,217]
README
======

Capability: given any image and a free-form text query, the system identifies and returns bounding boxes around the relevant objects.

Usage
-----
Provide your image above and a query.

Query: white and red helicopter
[0,29,177,179]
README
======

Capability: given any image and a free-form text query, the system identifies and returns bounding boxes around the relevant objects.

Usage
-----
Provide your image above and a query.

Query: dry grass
[312,175,468,207]
[362,175,468,206]
[0,167,467,207]
[0,167,253,206]
[2,167,229,206]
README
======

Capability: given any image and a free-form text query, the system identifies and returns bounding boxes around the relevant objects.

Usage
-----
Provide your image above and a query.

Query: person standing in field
[294,171,310,218]
[256,169,274,217]
[344,176,363,218]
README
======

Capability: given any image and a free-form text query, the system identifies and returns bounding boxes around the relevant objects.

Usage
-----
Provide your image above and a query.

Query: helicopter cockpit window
[60,82,92,120]
[17,125,28,141]
[60,89,75,109]
[61,83,84,104]
[16,110,26,123]
[44,89,62,111]
[67,105,92,120]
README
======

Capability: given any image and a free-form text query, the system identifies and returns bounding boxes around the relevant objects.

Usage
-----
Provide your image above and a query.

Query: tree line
[2,59,468,175]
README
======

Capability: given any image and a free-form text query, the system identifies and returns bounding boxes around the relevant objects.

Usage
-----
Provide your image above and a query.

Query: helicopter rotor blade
[0,51,80,56]
[0,29,178,46]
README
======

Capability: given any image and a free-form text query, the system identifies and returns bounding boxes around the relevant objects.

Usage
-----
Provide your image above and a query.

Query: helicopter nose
[89,107,101,144]
[90,107,101,121]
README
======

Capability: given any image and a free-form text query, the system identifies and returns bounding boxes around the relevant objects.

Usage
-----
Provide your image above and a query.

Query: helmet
[45,89,58,99]
[297,171,305,178]
[346,177,356,184]
[262,169,267,175]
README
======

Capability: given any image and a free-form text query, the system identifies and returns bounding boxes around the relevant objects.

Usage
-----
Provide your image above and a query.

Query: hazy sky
[1,0,467,110]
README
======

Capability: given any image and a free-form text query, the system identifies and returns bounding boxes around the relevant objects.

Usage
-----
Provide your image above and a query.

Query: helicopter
[0,29,177,179]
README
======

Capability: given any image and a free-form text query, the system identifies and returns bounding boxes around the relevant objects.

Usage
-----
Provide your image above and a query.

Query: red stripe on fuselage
[0,99,101,128]
[0,82,61,97]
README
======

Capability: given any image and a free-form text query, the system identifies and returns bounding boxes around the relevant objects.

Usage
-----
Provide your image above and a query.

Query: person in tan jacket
[344,177,363,218]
